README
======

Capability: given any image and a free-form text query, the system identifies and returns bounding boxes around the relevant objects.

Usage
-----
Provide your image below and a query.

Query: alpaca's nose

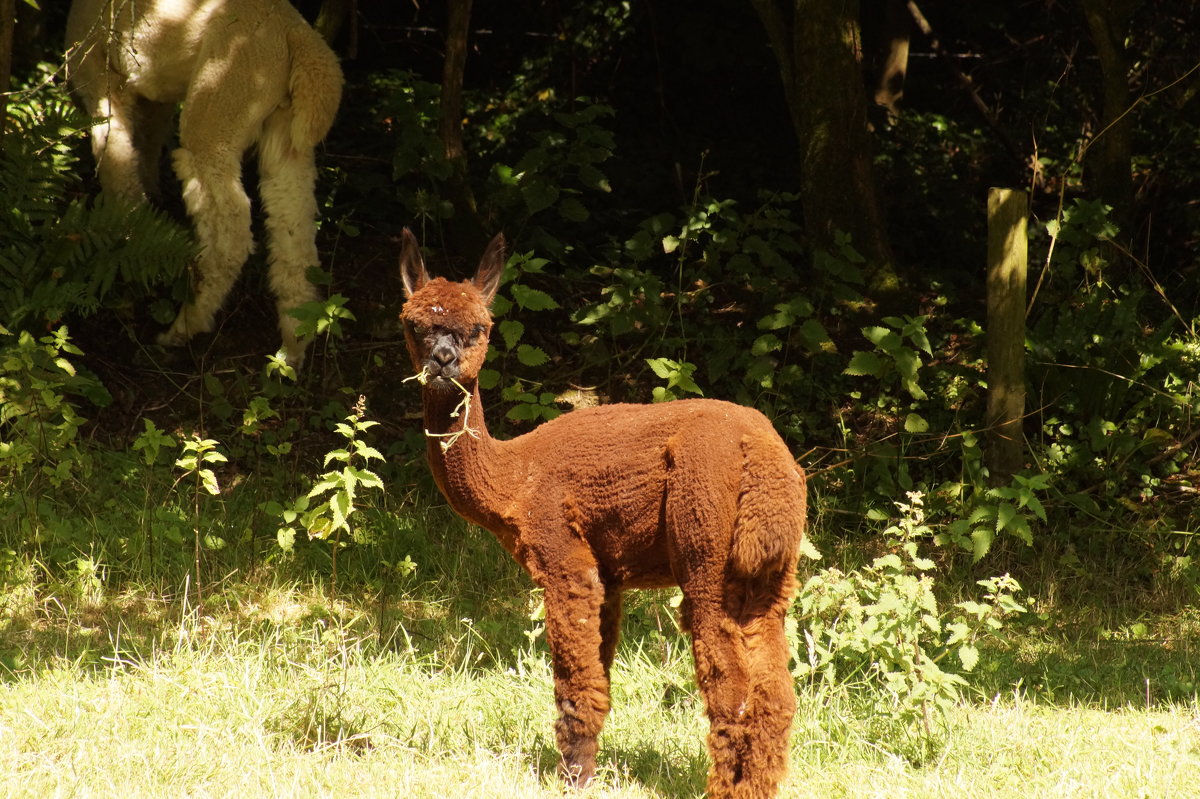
[430,340,458,373]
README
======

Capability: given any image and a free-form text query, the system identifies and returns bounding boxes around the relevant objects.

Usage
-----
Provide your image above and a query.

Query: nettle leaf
[958,643,980,672]
[498,319,525,350]
[863,326,902,352]
[995,501,1016,534]
[904,413,929,433]
[1023,493,1047,522]
[646,357,673,380]
[558,197,589,222]
[970,526,993,562]
[798,318,834,352]
[670,369,702,396]
[517,344,549,367]
[578,164,611,192]
[908,327,933,357]
[507,402,542,421]
[521,179,559,214]
[752,334,781,356]
[331,492,351,531]
[477,368,501,390]
[844,350,883,377]
[490,293,513,317]
[509,283,559,311]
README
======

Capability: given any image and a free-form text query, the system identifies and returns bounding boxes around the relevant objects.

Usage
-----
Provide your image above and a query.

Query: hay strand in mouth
[402,365,433,386]
[405,367,480,452]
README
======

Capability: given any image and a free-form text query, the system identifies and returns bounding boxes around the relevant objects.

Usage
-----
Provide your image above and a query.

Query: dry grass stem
[405,368,480,452]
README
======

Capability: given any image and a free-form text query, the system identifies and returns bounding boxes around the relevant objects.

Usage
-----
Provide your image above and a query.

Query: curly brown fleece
[399,229,807,799]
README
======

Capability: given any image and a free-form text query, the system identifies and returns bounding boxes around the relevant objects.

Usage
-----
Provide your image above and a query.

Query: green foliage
[480,250,563,422]
[939,472,1051,561]
[489,102,616,232]
[271,396,384,587]
[576,190,846,419]
[844,315,933,401]
[174,435,226,499]
[796,492,1025,758]
[0,326,105,494]
[645,357,702,402]
[1026,200,1200,560]
[290,294,357,342]
[0,71,194,330]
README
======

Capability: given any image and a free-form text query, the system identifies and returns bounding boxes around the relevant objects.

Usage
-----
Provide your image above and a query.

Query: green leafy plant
[173,433,228,609]
[479,249,563,422]
[939,470,1051,561]
[645,357,703,402]
[795,492,1025,759]
[0,326,106,505]
[844,315,933,401]
[290,294,357,348]
[272,396,384,591]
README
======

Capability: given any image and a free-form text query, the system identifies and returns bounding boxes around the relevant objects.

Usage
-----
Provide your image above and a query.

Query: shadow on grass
[523,734,708,799]
[972,604,1200,708]
[6,504,1200,723]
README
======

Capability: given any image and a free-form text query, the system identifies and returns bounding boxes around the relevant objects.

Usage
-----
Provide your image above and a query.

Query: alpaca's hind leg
[727,571,797,798]
[257,109,322,367]
[683,575,796,799]
[682,593,758,799]
[531,544,613,787]
[599,588,623,678]
[159,148,253,348]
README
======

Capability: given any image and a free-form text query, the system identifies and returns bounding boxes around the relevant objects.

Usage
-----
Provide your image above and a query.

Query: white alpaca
[65,0,344,366]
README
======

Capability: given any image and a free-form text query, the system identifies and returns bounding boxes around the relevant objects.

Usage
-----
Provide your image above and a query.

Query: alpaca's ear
[399,228,430,298]
[473,233,506,306]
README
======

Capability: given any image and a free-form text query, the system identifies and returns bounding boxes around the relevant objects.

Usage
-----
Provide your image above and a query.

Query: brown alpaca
[398,229,807,799]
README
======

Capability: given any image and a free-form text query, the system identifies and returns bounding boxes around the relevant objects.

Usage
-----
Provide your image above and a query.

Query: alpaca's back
[66,0,338,163]
[496,398,805,588]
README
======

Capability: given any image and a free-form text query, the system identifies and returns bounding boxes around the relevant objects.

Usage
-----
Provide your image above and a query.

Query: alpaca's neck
[421,383,513,539]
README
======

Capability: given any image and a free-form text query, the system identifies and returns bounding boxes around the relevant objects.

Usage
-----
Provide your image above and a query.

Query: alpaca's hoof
[157,328,189,348]
[277,343,307,372]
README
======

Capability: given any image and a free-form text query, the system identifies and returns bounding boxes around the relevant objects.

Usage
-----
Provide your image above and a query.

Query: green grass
[2,558,1200,799]
[2,415,1199,797]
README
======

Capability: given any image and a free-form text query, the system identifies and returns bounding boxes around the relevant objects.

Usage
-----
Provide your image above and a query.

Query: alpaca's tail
[285,25,343,151]
[730,430,806,577]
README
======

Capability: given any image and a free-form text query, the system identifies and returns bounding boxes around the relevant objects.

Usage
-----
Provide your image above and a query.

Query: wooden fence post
[985,188,1028,483]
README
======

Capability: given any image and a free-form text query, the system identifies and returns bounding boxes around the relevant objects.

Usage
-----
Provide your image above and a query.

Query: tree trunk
[440,0,491,264]
[750,0,898,297]
[0,0,15,148]
[1080,0,1135,224]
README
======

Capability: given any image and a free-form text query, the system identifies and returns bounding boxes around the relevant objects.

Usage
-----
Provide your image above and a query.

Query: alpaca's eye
[470,324,487,340]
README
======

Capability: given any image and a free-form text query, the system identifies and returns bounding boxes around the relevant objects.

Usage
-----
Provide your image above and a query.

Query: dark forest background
[2,0,1200,603]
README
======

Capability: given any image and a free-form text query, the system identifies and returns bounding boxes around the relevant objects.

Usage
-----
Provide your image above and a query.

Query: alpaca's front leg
[533,545,612,787]
[89,93,149,202]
